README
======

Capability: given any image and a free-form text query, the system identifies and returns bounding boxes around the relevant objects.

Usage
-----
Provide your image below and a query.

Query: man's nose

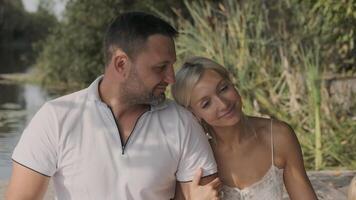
[163,65,176,84]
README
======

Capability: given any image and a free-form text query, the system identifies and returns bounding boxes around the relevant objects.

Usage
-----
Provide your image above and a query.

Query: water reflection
[0,83,51,180]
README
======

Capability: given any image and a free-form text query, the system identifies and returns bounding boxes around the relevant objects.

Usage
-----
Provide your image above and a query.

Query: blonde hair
[171,56,233,138]
[171,56,232,108]
[349,176,356,200]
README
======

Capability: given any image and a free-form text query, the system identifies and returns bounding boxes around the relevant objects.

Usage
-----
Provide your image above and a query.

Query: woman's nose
[216,96,229,110]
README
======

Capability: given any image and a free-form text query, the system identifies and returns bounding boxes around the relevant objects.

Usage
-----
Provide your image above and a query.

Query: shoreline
[0,73,37,84]
[0,72,83,94]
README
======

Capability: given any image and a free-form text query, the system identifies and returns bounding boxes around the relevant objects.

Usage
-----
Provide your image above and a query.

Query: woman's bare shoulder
[245,116,300,146]
[272,119,299,145]
[246,116,270,131]
[271,119,303,162]
[247,117,302,165]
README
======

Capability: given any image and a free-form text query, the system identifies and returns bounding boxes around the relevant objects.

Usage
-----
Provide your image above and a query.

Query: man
[6,12,219,199]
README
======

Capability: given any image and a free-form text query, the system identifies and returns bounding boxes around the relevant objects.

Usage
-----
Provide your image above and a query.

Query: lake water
[0,83,54,180]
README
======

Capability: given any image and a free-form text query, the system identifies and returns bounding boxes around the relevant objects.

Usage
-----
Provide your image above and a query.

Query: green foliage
[310,0,356,71]
[35,0,118,85]
[175,0,356,169]
[0,0,57,73]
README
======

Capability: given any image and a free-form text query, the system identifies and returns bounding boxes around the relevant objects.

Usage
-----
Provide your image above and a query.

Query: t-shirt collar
[87,75,168,111]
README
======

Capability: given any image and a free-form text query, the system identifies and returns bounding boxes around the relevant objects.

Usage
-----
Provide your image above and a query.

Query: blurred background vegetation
[0,0,57,73]
[1,0,355,170]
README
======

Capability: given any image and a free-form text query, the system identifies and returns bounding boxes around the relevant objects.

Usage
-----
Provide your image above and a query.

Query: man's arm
[6,162,50,200]
[174,107,220,199]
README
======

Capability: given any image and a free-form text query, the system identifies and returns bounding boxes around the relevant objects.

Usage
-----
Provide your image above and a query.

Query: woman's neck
[213,115,254,147]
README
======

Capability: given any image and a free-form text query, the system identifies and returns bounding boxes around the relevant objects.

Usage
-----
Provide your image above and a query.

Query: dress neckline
[224,165,283,191]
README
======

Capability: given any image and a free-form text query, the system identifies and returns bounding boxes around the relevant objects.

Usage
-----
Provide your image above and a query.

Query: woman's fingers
[192,168,203,186]
[210,177,222,188]
[191,168,222,200]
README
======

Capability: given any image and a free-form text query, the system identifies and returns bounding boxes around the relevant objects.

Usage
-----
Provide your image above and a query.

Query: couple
[6,12,317,200]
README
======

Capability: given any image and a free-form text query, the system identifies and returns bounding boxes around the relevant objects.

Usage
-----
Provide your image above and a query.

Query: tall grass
[300,46,322,170]
[174,0,356,169]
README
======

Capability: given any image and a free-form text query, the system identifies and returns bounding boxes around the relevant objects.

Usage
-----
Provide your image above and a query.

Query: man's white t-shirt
[12,76,217,200]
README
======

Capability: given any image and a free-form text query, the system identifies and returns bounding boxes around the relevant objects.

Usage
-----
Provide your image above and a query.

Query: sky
[22,0,66,18]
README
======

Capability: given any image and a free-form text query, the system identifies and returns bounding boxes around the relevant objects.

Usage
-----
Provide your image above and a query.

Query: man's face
[122,34,176,106]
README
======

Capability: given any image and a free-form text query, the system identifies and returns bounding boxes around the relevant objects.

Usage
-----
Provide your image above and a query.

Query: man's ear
[112,49,130,77]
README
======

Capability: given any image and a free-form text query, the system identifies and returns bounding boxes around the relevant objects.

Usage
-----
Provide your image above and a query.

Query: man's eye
[155,66,166,72]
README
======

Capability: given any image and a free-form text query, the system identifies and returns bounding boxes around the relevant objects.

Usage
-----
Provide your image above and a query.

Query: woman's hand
[190,168,222,200]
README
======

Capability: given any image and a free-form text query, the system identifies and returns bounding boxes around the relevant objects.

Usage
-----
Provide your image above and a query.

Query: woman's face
[189,69,242,128]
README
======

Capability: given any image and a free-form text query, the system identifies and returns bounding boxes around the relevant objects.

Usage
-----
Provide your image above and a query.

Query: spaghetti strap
[270,118,274,166]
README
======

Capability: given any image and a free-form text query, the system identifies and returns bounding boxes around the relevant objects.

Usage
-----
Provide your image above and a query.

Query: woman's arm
[276,121,318,200]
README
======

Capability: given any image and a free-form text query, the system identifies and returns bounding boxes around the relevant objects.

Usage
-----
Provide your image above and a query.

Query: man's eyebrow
[153,61,171,66]
[155,57,177,65]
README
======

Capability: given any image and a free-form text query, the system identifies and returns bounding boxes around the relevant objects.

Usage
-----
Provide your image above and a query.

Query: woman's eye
[220,85,228,92]
[201,101,210,109]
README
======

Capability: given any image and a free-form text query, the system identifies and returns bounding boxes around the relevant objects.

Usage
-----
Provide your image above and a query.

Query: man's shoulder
[48,76,102,107]
[48,88,89,106]
[156,99,193,117]
[152,100,199,127]
[41,88,90,117]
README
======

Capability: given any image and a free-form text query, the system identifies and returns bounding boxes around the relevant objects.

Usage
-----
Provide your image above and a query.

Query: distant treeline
[0,0,57,73]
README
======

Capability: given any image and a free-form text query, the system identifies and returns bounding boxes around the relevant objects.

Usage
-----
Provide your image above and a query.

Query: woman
[171,57,317,200]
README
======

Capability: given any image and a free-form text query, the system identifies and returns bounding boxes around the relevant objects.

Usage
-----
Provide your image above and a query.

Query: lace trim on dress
[221,166,283,200]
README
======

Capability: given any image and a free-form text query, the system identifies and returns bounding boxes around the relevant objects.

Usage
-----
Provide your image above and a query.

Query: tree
[0,0,57,73]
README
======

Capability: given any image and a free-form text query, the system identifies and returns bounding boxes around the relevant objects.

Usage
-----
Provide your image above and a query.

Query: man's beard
[121,67,166,106]
[147,92,166,106]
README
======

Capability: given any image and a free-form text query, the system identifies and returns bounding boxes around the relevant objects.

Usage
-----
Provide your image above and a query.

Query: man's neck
[99,75,150,143]
[98,75,148,119]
